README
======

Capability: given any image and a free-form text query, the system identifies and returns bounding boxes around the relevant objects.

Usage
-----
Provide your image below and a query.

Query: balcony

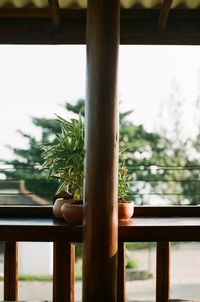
[0,205,199,302]
[0,0,200,301]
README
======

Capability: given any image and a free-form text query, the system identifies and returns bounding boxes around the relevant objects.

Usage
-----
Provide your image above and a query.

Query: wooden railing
[1,205,200,302]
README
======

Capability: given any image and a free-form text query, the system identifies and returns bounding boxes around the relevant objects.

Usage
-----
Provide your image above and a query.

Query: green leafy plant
[41,114,130,201]
[118,164,130,200]
[41,115,84,199]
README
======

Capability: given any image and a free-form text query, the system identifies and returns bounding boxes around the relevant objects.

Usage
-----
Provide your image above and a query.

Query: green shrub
[126,258,139,269]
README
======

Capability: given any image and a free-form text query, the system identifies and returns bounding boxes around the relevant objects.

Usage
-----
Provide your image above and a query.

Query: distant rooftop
[0,180,49,206]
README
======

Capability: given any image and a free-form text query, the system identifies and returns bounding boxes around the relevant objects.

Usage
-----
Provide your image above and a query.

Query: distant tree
[158,81,200,205]
[2,118,60,202]
[61,100,186,204]
[2,99,185,205]
[180,97,200,205]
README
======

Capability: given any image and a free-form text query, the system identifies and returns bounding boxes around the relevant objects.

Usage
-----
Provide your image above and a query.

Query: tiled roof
[0,180,49,206]
[0,194,40,205]
[0,0,199,9]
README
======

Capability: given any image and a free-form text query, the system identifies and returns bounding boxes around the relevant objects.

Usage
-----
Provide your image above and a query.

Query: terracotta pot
[61,203,83,225]
[53,198,74,219]
[60,200,134,224]
[118,202,134,221]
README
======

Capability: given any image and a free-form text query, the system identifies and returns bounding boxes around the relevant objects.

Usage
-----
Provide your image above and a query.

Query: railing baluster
[53,242,75,302]
[156,241,170,302]
[4,241,18,301]
[117,242,125,302]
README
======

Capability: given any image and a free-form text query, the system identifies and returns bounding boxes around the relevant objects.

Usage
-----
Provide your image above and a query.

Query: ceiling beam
[0,9,200,45]
[48,0,60,28]
[158,0,173,30]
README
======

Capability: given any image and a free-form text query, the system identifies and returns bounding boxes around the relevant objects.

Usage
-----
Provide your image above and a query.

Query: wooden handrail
[1,205,200,218]
[0,205,53,217]
[1,216,200,301]
[134,206,200,217]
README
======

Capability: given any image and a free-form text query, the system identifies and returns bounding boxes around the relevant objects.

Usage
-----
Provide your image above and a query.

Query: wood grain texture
[117,242,126,302]
[156,241,170,302]
[119,218,200,241]
[53,242,75,302]
[0,217,83,242]
[83,0,120,301]
[4,241,18,301]
[0,217,200,242]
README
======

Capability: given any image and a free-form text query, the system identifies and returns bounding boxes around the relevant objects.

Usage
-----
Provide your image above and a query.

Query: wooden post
[53,242,75,302]
[83,0,120,301]
[156,241,170,302]
[117,242,126,302]
[4,241,18,301]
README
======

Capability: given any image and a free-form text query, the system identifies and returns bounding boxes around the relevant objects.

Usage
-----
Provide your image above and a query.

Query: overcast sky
[1,45,200,161]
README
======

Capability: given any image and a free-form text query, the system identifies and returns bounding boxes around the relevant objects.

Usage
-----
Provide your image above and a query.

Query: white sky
[0,45,200,161]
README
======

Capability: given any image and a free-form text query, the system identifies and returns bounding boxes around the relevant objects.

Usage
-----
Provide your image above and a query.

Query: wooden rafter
[158,0,173,30]
[48,0,60,28]
[0,9,200,45]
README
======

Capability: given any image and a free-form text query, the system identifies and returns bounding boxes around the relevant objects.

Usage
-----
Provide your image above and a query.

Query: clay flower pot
[61,203,83,225]
[118,202,134,221]
[53,198,74,219]
[59,199,134,224]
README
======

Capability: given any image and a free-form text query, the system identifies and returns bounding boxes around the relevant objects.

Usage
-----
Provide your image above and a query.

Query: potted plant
[118,164,134,221]
[41,114,134,224]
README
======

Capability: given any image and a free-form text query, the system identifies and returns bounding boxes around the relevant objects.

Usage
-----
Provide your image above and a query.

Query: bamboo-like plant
[41,114,129,201]
[41,115,84,200]
[118,165,130,201]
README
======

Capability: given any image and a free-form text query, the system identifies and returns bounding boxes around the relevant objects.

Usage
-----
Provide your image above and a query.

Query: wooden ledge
[169,300,200,301]
[0,216,199,242]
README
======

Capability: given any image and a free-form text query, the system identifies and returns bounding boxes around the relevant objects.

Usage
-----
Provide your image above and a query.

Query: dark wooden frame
[0,9,200,45]
[1,216,200,301]
[1,205,200,218]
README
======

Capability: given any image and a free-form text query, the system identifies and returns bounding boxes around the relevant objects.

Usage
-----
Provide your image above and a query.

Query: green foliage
[41,114,130,200]
[41,115,84,198]
[17,275,53,282]
[119,111,186,204]
[126,258,139,269]
[2,98,190,205]
[1,124,59,201]
[157,88,200,205]
[118,165,130,199]
[126,242,156,250]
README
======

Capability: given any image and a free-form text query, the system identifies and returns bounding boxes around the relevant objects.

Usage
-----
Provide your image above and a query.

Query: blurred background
[0,45,200,301]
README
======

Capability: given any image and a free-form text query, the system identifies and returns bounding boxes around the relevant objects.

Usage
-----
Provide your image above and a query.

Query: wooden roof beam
[158,0,173,30]
[1,10,200,45]
[48,0,60,28]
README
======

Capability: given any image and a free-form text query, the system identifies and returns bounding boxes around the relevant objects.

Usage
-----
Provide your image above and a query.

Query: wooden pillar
[83,0,120,301]
[156,241,170,302]
[4,241,18,301]
[117,242,126,302]
[53,242,75,302]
